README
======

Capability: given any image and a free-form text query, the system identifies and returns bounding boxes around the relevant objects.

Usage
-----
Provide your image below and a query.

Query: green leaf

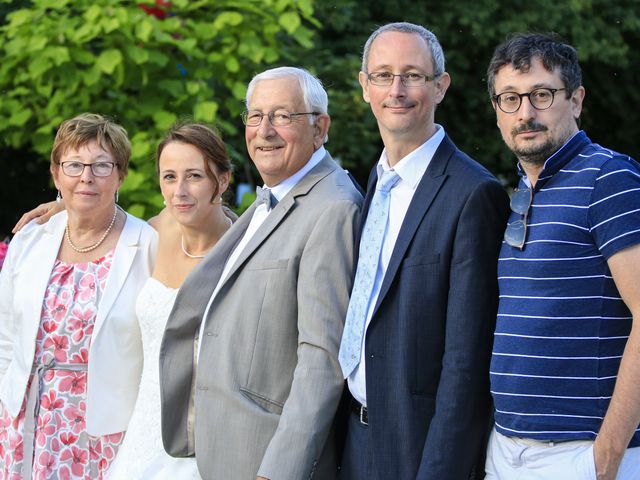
[102,17,121,34]
[279,11,301,34]
[73,49,95,65]
[153,111,177,130]
[213,11,244,30]
[231,81,246,100]
[29,36,48,52]
[127,203,147,219]
[28,57,53,77]
[85,5,102,22]
[120,169,146,191]
[83,66,102,86]
[136,19,154,43]
[47,47,71,66]
[186,81,201,95]
[97,49,123,74]
[127,45,150,65]
[7,9,32,27]
[9,109,31,127]
[194,101,218,122]
[225,56,240,72]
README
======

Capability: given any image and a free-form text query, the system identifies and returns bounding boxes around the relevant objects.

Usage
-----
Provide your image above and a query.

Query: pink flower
[44,289,72,323]
[0,241,8,270]
[60,432,78,446]
[63,402,86,434]
[58,371,86,395]
[42,334,69,362]
[60,445,88,477]
[34,450,56,480]
[36,411,56,447]
[58,465,72,480]
[8,431,23,462]
[77,273,98,303]
[41,390,64,412]
[70,348,89,364]
[66,306,94,344]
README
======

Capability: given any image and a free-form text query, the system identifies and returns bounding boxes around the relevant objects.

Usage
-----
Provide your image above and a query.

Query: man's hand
[257,477,269,480]
[12,201,63,233]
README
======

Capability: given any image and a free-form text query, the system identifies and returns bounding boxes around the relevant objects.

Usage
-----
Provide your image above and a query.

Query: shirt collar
[517,130,591,189]
[264,146,326,201]
[376,124,445,189]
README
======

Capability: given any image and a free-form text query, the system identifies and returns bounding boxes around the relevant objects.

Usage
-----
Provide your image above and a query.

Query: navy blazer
[350,134,509,479]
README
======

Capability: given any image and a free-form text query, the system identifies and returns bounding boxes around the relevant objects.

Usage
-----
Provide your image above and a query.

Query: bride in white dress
[107,123,234,479]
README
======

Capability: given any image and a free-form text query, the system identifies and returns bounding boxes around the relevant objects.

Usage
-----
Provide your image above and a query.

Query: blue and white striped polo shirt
[491,131,640,446]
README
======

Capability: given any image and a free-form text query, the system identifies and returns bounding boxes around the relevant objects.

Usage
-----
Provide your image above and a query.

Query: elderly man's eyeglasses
[241,109,320,127]
[60,161,117,177]
[366,72,438,87]
[504,187,533,250]
[493,88,566,114]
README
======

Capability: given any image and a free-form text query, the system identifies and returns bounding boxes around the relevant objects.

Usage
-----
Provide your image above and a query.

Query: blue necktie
[255,186,277,210]
[339,169,401,378]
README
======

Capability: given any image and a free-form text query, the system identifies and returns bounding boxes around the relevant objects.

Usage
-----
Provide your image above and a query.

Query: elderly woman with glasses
[0,113,156,479]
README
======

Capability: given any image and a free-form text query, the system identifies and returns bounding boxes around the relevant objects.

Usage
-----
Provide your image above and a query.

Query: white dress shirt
[197,146,327,355]
[348,126,445,406]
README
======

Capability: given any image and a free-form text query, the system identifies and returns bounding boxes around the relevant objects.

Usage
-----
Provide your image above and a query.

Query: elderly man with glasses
[159,66,363,480]
[486,33,640,480]
[336,22,509,480]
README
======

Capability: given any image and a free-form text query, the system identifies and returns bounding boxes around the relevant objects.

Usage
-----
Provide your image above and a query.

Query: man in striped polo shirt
[485,33,640,479]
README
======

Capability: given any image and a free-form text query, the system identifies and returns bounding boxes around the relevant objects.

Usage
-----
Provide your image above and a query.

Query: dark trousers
[338,409,380,479]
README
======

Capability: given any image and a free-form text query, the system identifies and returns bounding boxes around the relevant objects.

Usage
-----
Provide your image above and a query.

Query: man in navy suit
[338,22,510,479]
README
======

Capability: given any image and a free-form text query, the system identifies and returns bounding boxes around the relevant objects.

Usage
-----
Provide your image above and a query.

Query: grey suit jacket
[160,153,362,480]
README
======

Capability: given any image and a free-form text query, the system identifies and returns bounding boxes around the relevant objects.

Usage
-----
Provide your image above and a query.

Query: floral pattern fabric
[0,251,125,480]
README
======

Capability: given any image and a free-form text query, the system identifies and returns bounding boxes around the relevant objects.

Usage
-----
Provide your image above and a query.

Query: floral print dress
[0,251,124,480]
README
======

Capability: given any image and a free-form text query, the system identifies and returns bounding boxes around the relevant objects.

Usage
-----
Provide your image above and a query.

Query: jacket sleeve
[417,179,509,479]
[0,236,16,382]
[257,199,360,480]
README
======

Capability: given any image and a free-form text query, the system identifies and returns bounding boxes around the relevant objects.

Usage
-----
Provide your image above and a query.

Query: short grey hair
[361,22,445,77]
[245,66,329,115]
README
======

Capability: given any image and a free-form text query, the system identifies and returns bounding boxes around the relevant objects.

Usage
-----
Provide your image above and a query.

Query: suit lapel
[372,136,456,315]
[218,154,337,285]
[93,213,140,339]
[24,214,66,344]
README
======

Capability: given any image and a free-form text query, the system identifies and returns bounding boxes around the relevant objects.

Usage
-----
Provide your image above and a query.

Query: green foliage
[2,0,639,233]
[302,0,640,188]
[0,0,317,218]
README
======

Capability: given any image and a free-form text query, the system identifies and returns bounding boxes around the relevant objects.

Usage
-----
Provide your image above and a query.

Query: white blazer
[0,211,157,436]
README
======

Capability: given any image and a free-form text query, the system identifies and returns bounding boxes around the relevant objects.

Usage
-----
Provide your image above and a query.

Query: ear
[433,72,451,105]
[313,114,331,149]
[359,71,371,104]
[218,170,231,195]
[570,85,585,119]
[50,164,60,190]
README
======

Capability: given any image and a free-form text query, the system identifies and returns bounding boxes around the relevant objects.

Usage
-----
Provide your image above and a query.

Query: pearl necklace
[181,235,206,259]
[181,216,232,259]
[65,206,118,253]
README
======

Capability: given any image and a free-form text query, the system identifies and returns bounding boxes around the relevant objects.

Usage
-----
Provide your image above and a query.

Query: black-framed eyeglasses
[366,71,439,87]
[60,161,117,177]
[241,109,320,127]
[504,187,533,250]
[493,88,566,114]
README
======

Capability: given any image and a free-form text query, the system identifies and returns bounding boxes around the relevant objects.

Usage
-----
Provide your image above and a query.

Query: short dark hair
[486,33,582,99]
[156,123,232,202]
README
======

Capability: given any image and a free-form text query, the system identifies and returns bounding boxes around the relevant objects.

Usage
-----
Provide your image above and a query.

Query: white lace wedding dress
[107,278,201,480]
